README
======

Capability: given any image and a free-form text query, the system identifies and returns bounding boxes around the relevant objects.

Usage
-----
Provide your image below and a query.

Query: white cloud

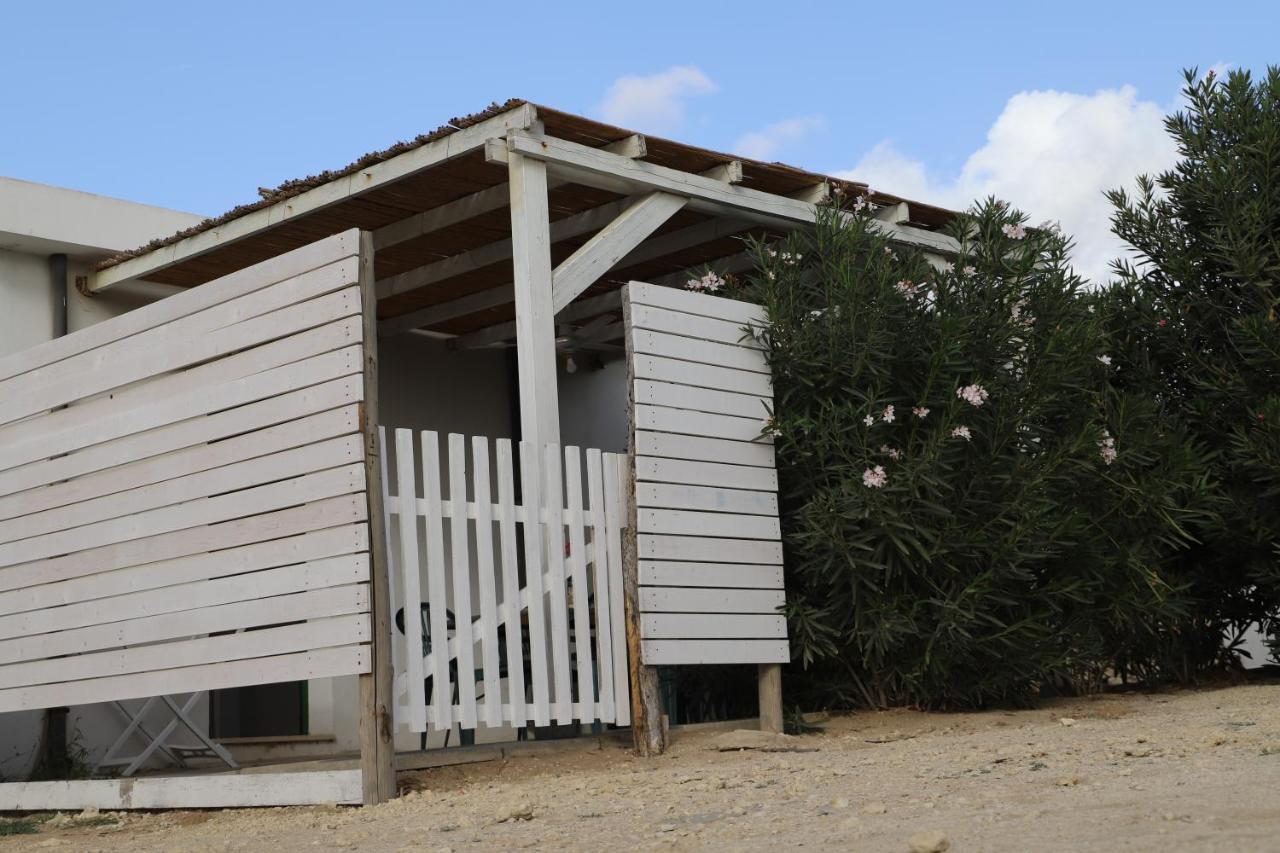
[838,86,1179,282]
[598,66,718,135]
[733,115,825,161]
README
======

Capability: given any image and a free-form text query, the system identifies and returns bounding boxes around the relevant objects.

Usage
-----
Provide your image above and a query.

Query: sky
[2,1,1275,281]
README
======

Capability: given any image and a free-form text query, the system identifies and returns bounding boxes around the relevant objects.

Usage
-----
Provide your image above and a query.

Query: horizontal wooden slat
[635,432,775,469]
[0,554,368,642]
[636,483,778,516]
[639,534,784,564]
[633,380,770,420]
[0,645,369,715]
[641,613,786,639]
[0,769,364,810]
[642,639,790,665]
[0,464,365,569]
[0,230,359,384]
[0,614,369,690]
[0,435,363,544]
[627,281,765,325]
[638,508,781,539]
[0,584,368,666]
[0,381,361,500]
[627,304,764,350]
[636,405,769,443]
[0,524,368,618]
[630,329,768,375]
[639,560,784,589]
[0,259,358,422]
[640,586,785,613]
[633,354,771,397]
[0,407,359,523]
[635,457,777,491]
[0,493,366,594]
[0,344,363,475]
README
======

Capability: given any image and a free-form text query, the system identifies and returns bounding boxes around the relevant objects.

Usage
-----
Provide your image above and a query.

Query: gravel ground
[5,681,1280,852]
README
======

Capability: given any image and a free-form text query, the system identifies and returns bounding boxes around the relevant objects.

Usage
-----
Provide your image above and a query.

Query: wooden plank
[447,433,478,729]
[0,645,369,715]
[494,439,527,727]
[640,587,785,614]
[633,354,771,397]
[0,770,364,810]
[636,483,777,516]
[0,584,368,668]
[420,431,451,732]
[0,407,359,523]
[0,614,369,690]
[0,380,361,501]
[509,151,561,452]
[640,613,786,639]
[635,405,769,444]
[0,286,361,427]
[633,380,770,420]
[604,453,630,727]
[630,329,768,374]
[627,303,764,350]
[637,508,781,540]
[626,281,765,326]
[639,561,784,590]
[471,437,503,728]
[0,493,366,595]
[635,457,777,492]
[541,443,572,724]
[518,440,551,727]
[377,428,403,710]
[562,447,594,721]
[0,524,367,618]
[639,534,783,565]
[0,554,368,642]
[0,463,366,569]
[635,431,775,469]
[0,344,363,476]
[758,663,784,733]
[642,639,790,665]
[586,449,615,722]
[0,230,359,380]
[551,192,687,312]
[394,429,428,733]
[90,106,537,291]
[0,435,362,544]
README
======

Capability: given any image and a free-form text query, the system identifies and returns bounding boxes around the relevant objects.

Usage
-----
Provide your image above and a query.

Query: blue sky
[2,1,1275,278]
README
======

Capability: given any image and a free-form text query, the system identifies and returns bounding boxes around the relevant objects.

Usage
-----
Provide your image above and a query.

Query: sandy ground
[5,682,1280,852]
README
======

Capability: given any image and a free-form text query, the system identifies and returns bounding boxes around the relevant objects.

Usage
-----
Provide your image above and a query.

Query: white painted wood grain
[562,447,594,721]
[635,405,770,444]
[394,429,428,733]
[447,434,478,729]
[638,561,784,590]
[640,613,786,639]
[634,457,778,492]
[626,281,765,325]
[0,769,363,810]
[420,431,452,732]
[642,639,789,665]
[636,483,777,516]
[541,443,572,724]
[518,441,552,727]
[471,436,503,728]
[627,304,764,350]
[495,439,528,726]
[586,449,616,722]
[633,354,771,397]
[633,379,770,420]
[634,431,775,469]
[637,508,781,540]
[639,534,783,565]
[630,329,768,374]
[639,586,785,614]
[604,453,630,726]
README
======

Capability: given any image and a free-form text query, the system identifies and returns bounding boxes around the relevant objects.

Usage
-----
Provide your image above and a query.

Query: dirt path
[6,682,1280,852]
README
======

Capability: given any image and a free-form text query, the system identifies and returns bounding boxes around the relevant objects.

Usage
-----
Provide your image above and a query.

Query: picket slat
[394,429,428,732]
[586,449,615,721]
[519,441,552,727]
[494,440,527,726]
[447,435,478,729]
[604,454,630,726]
[542,443,573,724]
[471,437,502,728]
[563,447,594,721]
[420,431,451,731]
[378,427,404,694]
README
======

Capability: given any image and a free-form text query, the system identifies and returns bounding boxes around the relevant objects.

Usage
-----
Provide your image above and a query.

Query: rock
[1058,717,1077,727]
[77,807,100,820]
[499,803,534,823]
[707,730,818,753]
[658,823,677,833]
[47,813,72,828]
[861,801,888,815]
[908,830,951,852]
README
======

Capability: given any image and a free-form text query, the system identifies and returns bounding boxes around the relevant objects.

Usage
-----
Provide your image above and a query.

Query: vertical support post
[357,230,396,805]
[621,287,666,756]
[758,664,783,734]
[507,147,561,452]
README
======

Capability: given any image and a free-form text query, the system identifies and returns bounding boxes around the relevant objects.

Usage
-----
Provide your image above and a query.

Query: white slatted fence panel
[623,281,790,667]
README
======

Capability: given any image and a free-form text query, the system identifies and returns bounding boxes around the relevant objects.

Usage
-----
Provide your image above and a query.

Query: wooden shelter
[0,100,959,809]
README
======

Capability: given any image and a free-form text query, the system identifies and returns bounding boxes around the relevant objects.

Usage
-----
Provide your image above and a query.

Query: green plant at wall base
[742,194,1215,710]
[1106,67,1280,673]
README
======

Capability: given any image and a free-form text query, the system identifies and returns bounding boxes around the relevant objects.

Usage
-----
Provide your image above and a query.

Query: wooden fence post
[357,231,396,804]
[758,663,783,734]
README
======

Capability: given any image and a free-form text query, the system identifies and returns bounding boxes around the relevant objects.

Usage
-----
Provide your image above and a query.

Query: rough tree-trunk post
[357,230,397,804]
[758,664,783,733]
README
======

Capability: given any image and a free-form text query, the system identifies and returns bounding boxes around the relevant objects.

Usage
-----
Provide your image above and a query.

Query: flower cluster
[1002,223,1027,240]
[951,425,972,441]
[766,249,802,265]
[881,404,896,423]
[685,272,726,293]
[895,279,920,298]
[957,384,990,407]
[853,194,871,213]
[912,406,930,419]
[1098,432,1117,465]
[862,465,888,488]
[879,444,902,461]
[1010,298,1035,328]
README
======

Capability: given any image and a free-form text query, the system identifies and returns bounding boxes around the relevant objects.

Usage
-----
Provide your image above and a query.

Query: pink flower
[912,406,930,419]
[882,405,896,423]
[1002,223,1027,240]
[951,425,972,441]
[684,272,726,293]
[1098,433,1117,465]
[879,444,902,461]
[863,414,876,427]
[957,385,990,407]
[895,279,919,298]
[862,465,888,488]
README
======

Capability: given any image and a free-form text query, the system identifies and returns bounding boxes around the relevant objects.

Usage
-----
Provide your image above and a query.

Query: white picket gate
[379,429,630,734]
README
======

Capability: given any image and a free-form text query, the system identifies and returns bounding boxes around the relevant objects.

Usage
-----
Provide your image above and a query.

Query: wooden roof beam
[88,103,541,293]
[451,290,623,351]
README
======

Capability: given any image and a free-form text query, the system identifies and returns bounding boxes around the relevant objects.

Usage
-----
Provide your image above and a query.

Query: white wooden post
[507,149,560,453]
